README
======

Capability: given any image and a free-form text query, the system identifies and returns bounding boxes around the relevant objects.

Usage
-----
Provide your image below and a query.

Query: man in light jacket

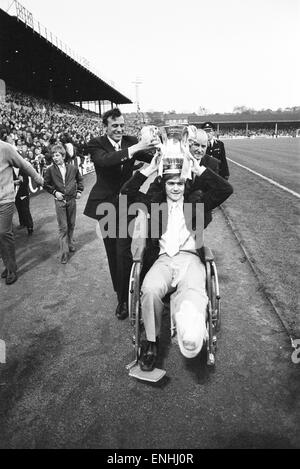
[0,135,44,285]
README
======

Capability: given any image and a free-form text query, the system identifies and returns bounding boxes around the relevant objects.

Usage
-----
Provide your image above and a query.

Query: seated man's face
[189,139,207,160]
[106,116,125,143]
[165,176,185,202]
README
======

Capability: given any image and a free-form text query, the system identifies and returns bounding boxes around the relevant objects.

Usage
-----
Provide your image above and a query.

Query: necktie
[165,203,181,257]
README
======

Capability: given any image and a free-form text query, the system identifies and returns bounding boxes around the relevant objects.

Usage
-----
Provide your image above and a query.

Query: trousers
[0,202,17,273]
[55,198,76,257]
[15,195,33,229]
[141,252,208,343]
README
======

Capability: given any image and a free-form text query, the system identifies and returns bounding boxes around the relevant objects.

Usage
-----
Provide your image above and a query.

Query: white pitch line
[228,158,300,199]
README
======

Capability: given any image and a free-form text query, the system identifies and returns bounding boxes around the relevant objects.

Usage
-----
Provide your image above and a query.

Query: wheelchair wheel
[205,261,215,366]
[128,261,142,360]
[211,261,221,332]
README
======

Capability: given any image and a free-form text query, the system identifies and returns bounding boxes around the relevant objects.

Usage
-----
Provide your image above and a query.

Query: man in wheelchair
[121,132,233,372]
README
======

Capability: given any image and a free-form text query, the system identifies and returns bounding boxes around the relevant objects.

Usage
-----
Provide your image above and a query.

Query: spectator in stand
[201,122,230,180]
[43,144,84,264]
[0,129,44,285]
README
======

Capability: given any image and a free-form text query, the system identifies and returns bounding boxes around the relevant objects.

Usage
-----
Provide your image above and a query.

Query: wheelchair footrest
[128,364,166,382]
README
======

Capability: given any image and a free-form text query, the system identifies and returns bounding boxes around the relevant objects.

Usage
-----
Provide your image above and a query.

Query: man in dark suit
[83,108,158,320]
[201,122,229,179]
[14,168,34,235]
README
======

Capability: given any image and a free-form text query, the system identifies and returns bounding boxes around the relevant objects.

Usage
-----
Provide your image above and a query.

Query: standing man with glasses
[201,121,230,180]
[84,108,158,320]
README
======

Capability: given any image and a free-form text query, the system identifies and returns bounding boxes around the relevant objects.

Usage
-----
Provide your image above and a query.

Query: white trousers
[141,252,208,355]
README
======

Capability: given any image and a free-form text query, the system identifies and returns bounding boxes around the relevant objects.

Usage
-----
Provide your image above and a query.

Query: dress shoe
[69,246,76,252]
[60,254,68,264]
[1,268,8,279]
[5,271,18,285]
[140,340,158,372]
[115,302,128,320]
[27,228,33,236]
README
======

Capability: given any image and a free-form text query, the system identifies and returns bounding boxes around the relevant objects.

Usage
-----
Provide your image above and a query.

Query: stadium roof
[0,8,132,105]
[189,112,300,124]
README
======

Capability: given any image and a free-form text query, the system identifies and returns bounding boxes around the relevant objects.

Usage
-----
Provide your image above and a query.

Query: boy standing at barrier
[44,144,84,264]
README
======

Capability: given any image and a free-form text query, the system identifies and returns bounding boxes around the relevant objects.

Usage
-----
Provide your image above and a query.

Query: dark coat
[206,139,229,179]
[201,153,220,174]
[43,163,84,200]
[14,169,30,198]
[83,135,153,220]
[121,168,233,276]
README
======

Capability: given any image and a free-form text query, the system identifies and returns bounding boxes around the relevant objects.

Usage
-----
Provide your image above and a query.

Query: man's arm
[120,171,149,205]
[192,167,233,212]
[5,143,43,186]
[120,153,160,203]
[88,140,130,168]
[201,154,220,174]
[88,137,157,169]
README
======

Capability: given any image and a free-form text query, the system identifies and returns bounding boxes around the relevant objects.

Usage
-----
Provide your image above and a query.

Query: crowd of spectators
[218,127,298,138]
[0,88,298,174]
[0,88,104,175]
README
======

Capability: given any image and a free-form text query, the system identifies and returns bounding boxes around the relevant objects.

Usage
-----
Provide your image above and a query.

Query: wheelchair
[126,211,221,382]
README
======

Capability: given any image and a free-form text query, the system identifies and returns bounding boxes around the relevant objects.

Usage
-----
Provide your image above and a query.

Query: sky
[1,0,299,113]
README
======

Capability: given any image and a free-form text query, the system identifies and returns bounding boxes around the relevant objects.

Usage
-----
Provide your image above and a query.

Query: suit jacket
[121,169,233,276]
[13,169,30,198]
[83,134,153,220]
[201,153,220,174]
[43,163,84,200]
[206,139,229,179]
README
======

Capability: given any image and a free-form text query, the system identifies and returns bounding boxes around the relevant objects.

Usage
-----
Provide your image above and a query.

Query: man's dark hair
[102,108,122,126]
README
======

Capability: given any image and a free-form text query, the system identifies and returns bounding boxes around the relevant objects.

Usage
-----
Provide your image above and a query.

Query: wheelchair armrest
[203,246,214,262]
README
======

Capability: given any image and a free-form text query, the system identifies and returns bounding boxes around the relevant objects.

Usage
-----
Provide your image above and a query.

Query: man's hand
[130,139,161,156]
[140,152,161,178]
[190,154,206,177]
[55,191,64,201]
[76,192,81,200]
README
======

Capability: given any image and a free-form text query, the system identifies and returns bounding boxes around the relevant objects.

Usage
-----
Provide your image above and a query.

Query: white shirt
[107,136,134,160]
[107,136,122,151]
[58,163,66,183]
[159,199,197,257]
[208,138,215,148]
